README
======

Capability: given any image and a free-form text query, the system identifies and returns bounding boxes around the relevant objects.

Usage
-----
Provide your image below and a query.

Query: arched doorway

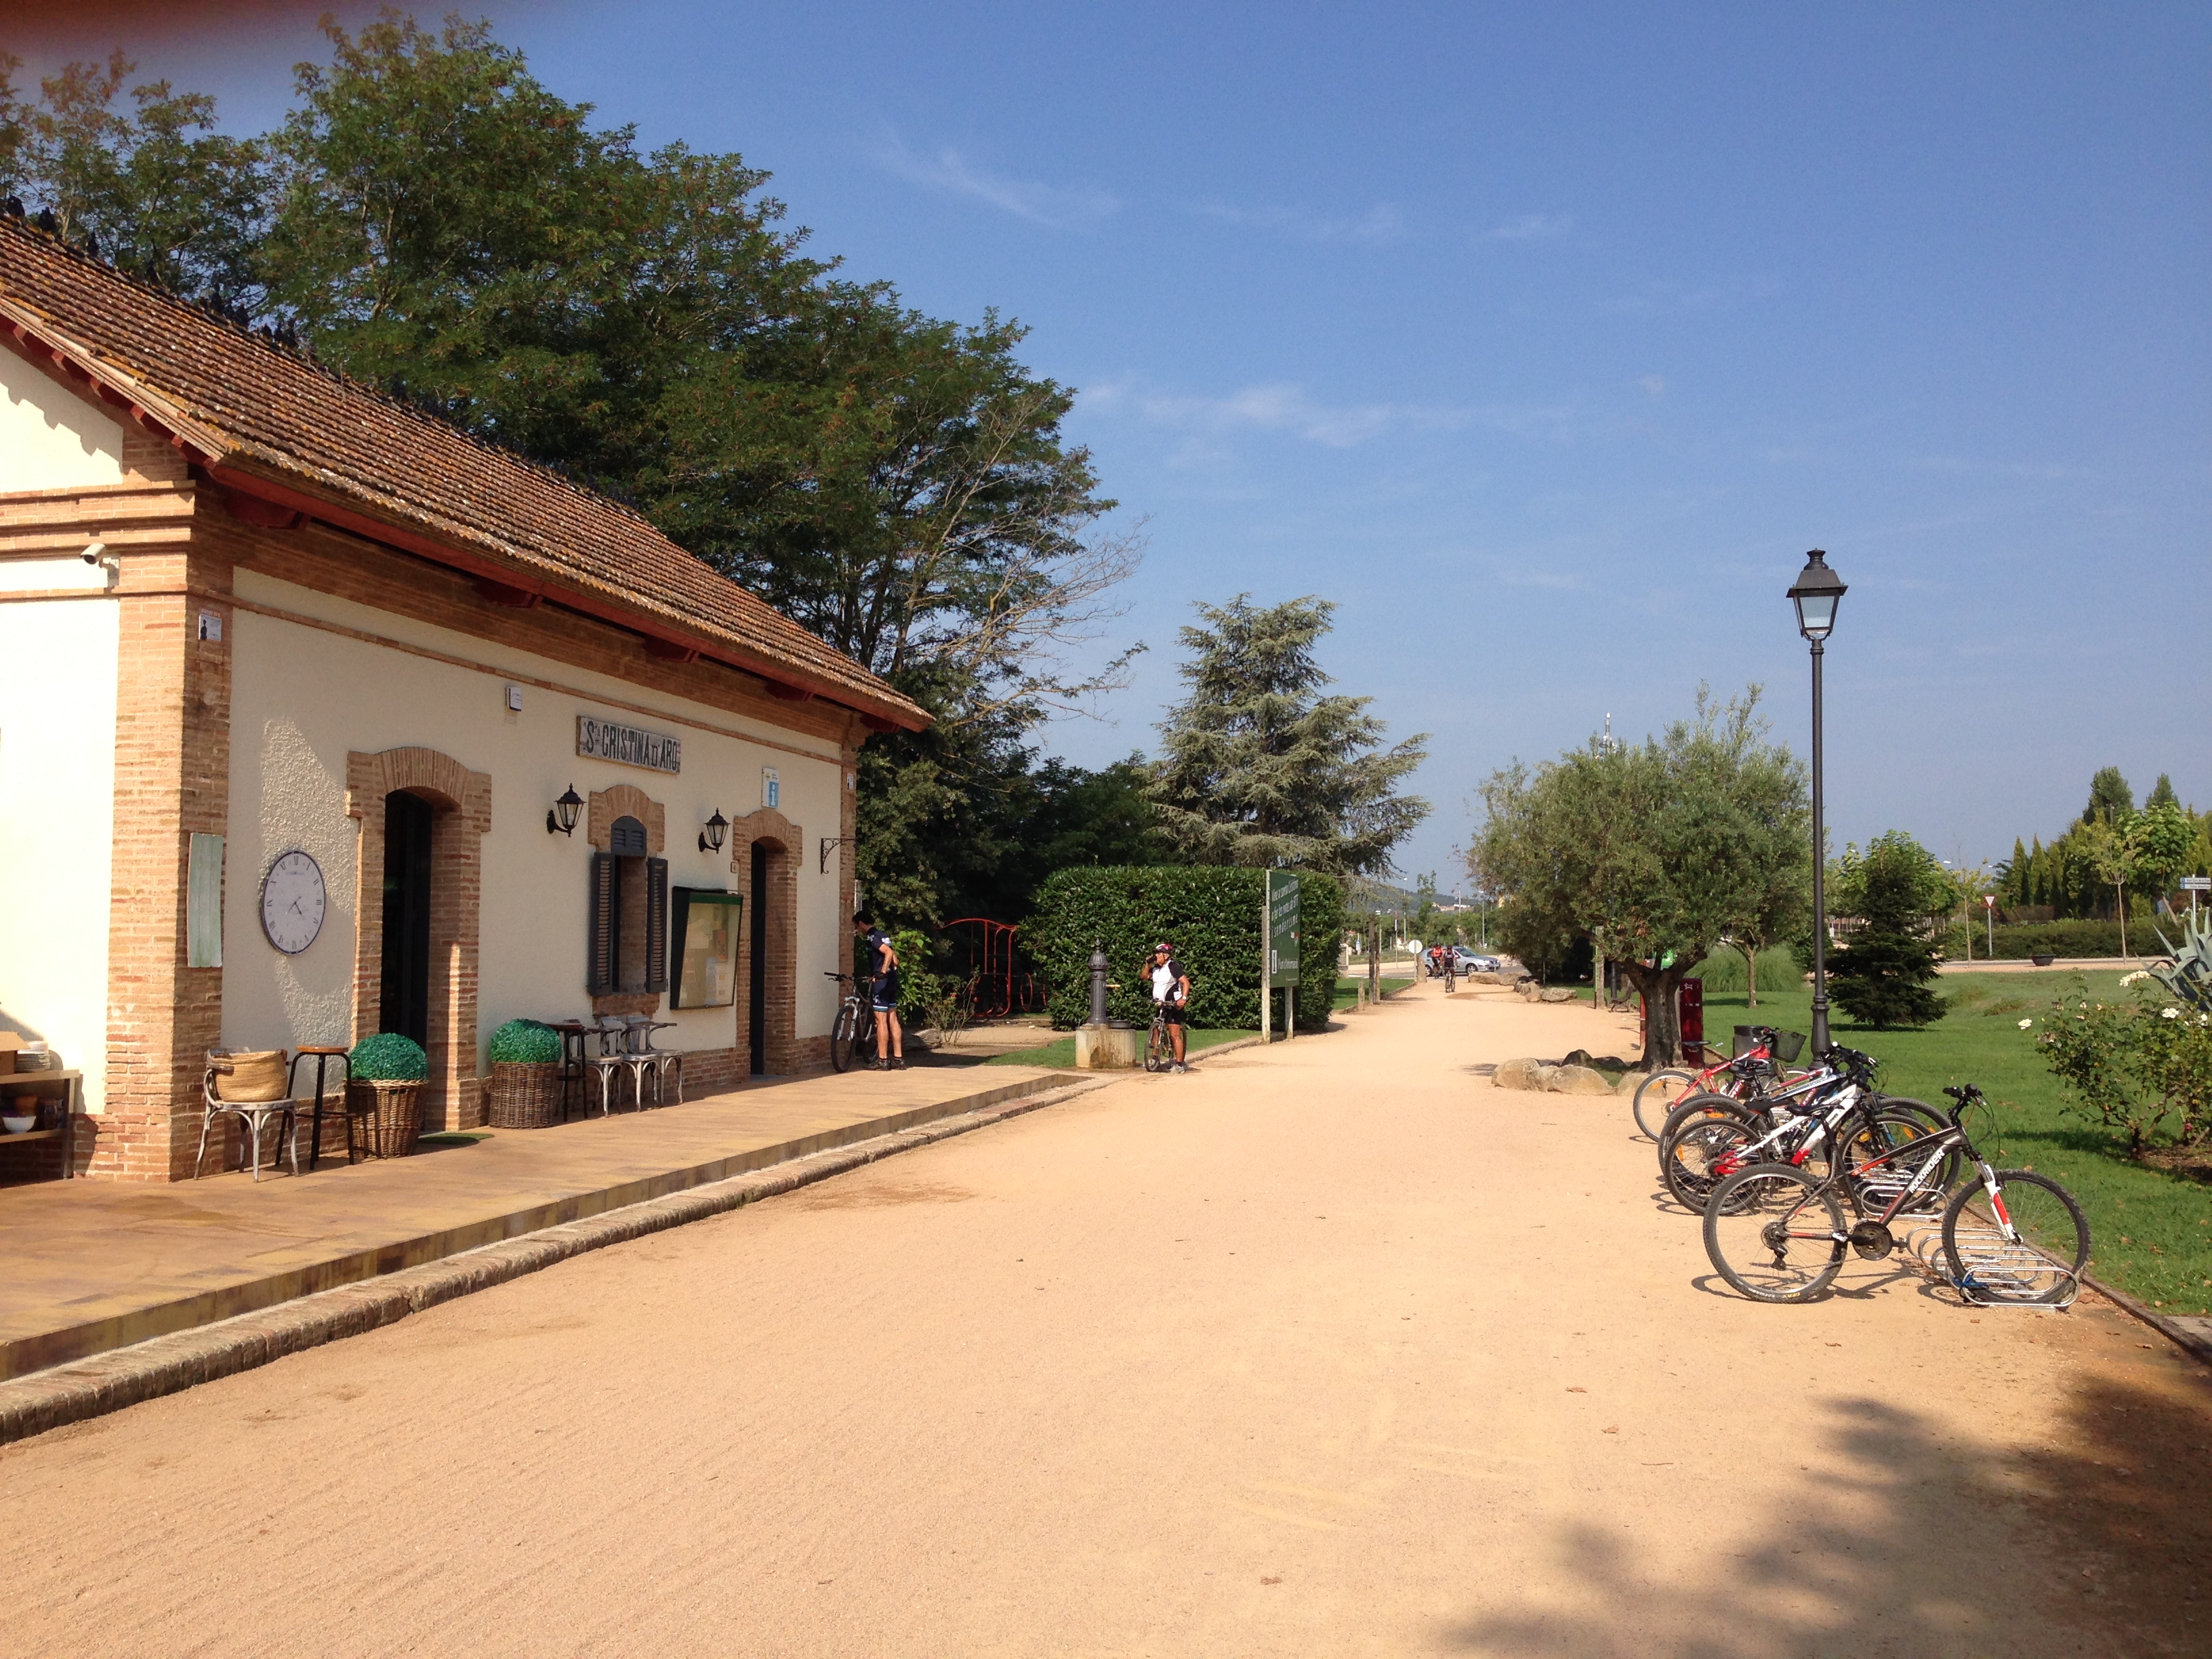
[346,747,493,1130]
[729,808,800,1076]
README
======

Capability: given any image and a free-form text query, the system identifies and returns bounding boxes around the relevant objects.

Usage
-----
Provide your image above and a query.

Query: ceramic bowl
[1,1114,37,1134]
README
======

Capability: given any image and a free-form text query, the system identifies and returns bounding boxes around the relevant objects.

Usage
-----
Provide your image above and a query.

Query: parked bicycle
[1702,1082,2089,1305]
[825,971,878,1073]
[1631,1025,1807,1140]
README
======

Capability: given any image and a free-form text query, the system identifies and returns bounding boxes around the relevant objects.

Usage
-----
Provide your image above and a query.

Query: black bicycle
[1703,1083,2089,1305]
[826,971,877,1073]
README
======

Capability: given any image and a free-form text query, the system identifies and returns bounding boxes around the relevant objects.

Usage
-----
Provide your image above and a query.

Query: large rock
[1545,1065,1615,1096]
[1492,1057,1553,1091]
[1538,986,1576,1004]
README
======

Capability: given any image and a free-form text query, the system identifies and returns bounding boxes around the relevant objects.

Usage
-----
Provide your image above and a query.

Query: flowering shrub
[2027,975,2212,1154]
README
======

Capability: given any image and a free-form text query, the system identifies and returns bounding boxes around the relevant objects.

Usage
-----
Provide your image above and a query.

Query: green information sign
[1267,869,1300,988]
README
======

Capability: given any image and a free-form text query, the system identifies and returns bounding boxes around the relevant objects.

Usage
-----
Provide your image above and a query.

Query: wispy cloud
[1489,213,1573,242]
[1638,375,1666,398]
[1083,380,1469,449]
[1600,274,1778,315]
[1187,201,1406,243]
[876,136,1119,229]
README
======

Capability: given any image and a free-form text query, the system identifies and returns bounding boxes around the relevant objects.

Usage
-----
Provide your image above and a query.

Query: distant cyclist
[1146,941,1191,1073]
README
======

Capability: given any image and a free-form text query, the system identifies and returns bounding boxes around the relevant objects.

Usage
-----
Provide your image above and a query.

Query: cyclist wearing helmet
[1145,941,1192,1073]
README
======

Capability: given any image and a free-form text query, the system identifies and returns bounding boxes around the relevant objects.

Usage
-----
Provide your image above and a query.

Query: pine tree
[1150,594,1428,874]
[1828,834,1946,1029]
[2148,773,2179,811]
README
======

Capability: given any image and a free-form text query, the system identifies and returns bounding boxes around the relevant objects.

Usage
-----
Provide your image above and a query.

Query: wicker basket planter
[348,1078,426,1158]
[487,1061,562,1129]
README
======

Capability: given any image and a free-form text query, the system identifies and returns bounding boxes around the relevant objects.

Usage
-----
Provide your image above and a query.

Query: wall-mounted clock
[260,849,327,955]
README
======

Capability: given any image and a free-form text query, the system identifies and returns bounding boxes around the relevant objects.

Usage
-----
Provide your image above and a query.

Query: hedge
[1025,867,1347,1032]
[1981,917,2191,960]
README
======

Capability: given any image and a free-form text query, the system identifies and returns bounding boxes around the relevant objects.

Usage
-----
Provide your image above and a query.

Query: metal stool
[288,1046,359,1170]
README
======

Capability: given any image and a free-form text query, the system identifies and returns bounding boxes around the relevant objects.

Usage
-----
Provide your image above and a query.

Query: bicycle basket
[1774,1029,1807,1063]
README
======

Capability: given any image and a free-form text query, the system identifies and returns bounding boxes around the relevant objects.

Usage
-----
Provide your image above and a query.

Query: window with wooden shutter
[644,857,670,993]
[587,853,619,994]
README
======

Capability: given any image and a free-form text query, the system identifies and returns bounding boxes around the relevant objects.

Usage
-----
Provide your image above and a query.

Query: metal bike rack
[1902,1220,2081,1310]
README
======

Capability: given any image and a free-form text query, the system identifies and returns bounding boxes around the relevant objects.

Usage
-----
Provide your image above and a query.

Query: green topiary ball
[488,1019,562,1065]
[350,1031,428,1081]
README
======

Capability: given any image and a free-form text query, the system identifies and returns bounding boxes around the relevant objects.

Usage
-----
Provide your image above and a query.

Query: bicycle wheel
[1656,1092,1754,1185]
[830,1002,861,1073]
[1662,1108,1762,1212]
[1632,1069,1699,1140]
[1942,1172,2089,1305]
[1843,1111,1959,1215]
[1704,1164,1847,1303]
[1144,1018,1171,1072]
[1870,1094,1946,1136]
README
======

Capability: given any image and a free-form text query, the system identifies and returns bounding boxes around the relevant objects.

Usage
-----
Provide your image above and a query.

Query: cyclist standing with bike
[1146,941,1191,1073]
[853,910,907,1070]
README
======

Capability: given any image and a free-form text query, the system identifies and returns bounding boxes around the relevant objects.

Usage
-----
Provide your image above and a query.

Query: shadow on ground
[1439,1367,2211,1657]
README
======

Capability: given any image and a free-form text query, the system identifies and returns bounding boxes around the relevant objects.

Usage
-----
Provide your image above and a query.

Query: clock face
[260,850,327,955]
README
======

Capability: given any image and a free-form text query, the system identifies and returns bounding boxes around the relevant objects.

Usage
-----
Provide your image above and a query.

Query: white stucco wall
[0,351,126,491]
[0,594,118,1111]
[224,569,848,1067]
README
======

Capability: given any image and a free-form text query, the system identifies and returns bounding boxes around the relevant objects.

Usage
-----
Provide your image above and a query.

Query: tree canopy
[3,18,1151,930]
[1149,595,1428,876]
[1469,687,1807,1065]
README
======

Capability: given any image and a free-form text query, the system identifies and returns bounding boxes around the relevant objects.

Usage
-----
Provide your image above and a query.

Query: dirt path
[3,986,2203,1657]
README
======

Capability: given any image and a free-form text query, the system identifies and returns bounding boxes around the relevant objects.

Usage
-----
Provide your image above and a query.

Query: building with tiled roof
[0,215,923,1181]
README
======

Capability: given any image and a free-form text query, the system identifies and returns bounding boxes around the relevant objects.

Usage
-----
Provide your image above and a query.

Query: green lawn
[982,1027,1253,1068]
[1697,974,2212,1313]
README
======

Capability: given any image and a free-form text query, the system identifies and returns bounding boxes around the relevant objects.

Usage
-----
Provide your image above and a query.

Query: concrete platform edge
[0,1071,1096,1406]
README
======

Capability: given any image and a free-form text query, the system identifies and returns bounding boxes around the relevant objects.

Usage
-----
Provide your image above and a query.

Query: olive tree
[1469,687,1808,1067]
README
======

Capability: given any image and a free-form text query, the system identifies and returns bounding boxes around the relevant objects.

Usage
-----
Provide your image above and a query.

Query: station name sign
[577,715,681,774]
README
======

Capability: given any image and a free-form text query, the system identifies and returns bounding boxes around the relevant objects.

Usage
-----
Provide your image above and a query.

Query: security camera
[81,541,106,565]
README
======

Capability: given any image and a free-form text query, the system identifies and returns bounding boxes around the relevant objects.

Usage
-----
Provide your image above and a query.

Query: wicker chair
[196,1050,302,1181]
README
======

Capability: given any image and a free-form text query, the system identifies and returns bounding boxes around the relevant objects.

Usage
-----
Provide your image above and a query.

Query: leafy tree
[1469,687,1807,1066]
[2127,800,2195,907]
[2085,766,2135,825]
[1826,832,1947,1029]
[1151,595,1427,875]
[0,49,267,310]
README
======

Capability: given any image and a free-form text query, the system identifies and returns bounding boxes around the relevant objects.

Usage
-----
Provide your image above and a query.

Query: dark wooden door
[747,842,769,1075]
[380,791,434,1046]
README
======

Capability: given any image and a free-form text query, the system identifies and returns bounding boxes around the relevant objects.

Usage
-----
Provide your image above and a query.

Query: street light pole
[1788,550,1847,1055]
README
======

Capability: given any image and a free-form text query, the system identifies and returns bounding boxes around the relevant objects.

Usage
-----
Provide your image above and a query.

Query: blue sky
[24,3,2211,886]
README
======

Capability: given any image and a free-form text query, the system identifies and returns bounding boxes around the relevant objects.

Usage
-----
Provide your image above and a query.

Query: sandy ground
[3,985,2204,1658]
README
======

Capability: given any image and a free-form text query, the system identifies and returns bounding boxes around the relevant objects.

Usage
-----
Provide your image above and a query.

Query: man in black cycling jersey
[853,910,906,1070]
[1145,941,1191,1073]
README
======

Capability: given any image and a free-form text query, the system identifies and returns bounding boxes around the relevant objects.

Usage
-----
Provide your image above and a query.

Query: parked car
[1452,948,1502,974]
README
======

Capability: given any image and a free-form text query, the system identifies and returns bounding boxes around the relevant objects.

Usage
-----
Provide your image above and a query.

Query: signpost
[2184,873,2209,920]
[1263,871,1300,1042]
[1984,893,1995,959]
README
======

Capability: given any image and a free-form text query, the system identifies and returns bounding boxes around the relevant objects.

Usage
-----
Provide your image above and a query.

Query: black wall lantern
[699,808,729,855]
[546,784,583,837]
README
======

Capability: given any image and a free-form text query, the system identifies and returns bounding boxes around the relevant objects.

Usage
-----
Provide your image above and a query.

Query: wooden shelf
[0,1128,62,1144]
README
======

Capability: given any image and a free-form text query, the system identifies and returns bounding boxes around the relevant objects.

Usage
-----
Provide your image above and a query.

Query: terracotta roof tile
[0,217,924,729]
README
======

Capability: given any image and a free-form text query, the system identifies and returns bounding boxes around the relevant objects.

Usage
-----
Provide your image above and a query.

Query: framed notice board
[1267,869,1300,988]
[670,888,743,1008]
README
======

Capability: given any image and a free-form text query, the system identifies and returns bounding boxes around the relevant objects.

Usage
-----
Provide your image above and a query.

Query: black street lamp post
[1788,550,1847,1052]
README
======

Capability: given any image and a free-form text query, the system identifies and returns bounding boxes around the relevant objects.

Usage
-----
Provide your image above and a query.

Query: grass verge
[1696,974,2212,1314]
